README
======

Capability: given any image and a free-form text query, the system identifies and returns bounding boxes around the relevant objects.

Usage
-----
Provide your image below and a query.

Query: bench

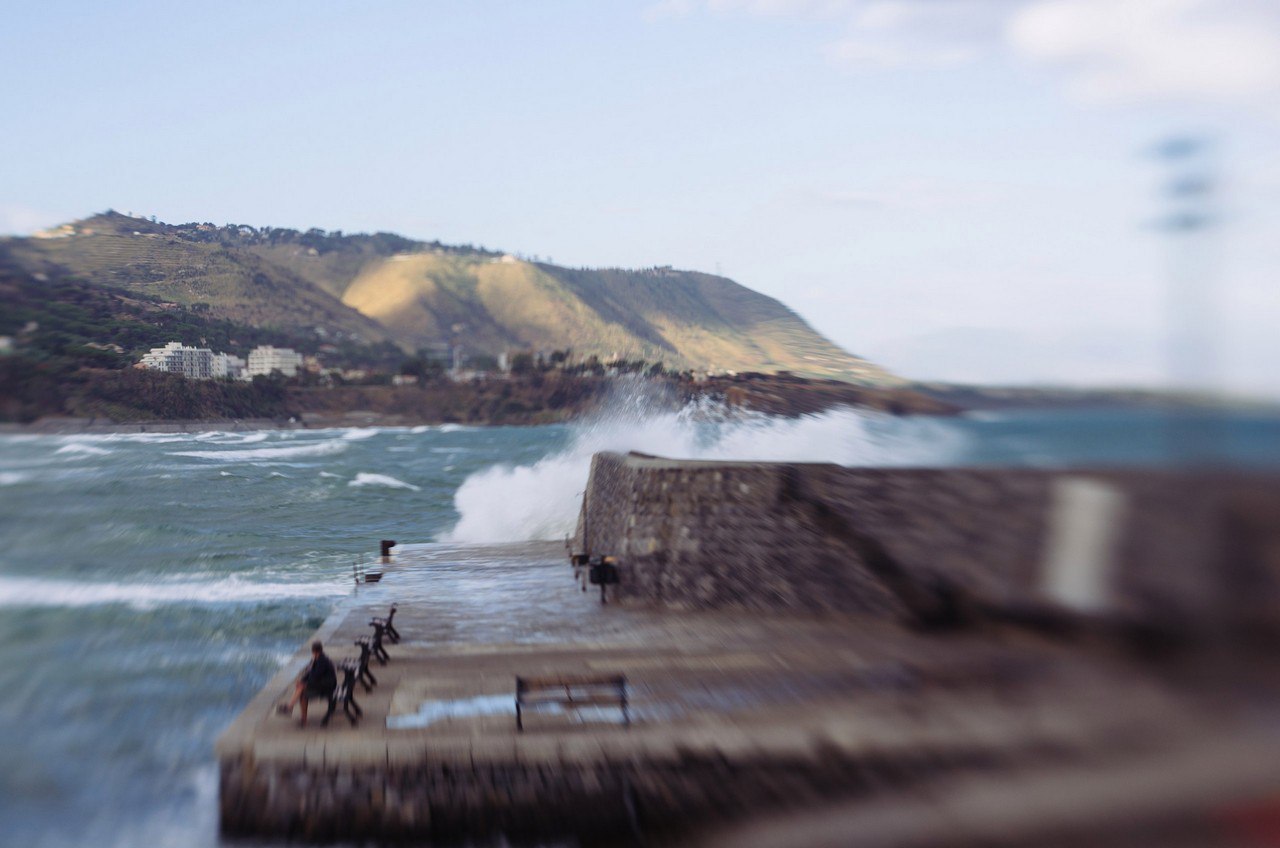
[515,674,629,731]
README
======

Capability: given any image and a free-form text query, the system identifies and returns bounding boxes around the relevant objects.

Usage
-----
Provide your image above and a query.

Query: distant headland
[0,210,1220,429]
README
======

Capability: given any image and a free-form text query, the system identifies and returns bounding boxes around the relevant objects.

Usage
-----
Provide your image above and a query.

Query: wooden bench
[515,674,629,731]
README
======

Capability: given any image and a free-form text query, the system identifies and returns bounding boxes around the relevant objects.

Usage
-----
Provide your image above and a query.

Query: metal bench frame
[515,674,629,731]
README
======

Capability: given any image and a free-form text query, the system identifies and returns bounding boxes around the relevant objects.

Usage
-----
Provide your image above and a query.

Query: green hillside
[5,211,891,382]
[7,212,396,346]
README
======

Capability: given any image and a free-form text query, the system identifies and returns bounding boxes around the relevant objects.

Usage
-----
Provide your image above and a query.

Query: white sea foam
[0,574,350,609]
[169,439,349,461]
[444,388,963,543]
[196,431,270,444]
[55,432,193,445]
[318,471,342,478]
[349,472,421,491]
[341,428,379,441]
[0,471,28,486]
[54,443,112,456]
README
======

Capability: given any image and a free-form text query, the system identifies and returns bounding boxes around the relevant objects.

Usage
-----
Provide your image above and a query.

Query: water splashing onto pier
[444,381,960,543]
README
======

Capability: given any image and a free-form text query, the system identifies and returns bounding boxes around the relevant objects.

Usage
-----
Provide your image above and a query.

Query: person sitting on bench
[277,640,337,727]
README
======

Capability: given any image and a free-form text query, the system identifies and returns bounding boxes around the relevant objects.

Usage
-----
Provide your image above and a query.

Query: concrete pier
[217,539,1280,845]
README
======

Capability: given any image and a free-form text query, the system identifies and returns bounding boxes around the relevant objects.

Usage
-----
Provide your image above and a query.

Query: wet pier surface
[217,542,1280,845]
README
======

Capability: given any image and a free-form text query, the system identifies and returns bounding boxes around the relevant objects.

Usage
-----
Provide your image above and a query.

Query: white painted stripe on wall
[1042,477,1127,613]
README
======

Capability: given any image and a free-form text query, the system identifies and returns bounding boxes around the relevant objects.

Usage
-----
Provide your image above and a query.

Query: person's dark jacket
[302,652,337,695]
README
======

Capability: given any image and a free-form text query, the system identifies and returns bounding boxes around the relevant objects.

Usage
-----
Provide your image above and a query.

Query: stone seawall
[217,487,1280,844]
[220,749,996,843]
[574,453,1280,637]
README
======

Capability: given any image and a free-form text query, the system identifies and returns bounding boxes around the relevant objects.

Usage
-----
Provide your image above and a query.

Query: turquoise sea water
[0,404,1276,847]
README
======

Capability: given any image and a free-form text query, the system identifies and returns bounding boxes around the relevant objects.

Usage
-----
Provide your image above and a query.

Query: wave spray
[443,380,961,543]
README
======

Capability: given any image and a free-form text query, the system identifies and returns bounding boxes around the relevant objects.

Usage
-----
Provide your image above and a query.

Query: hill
[342,256,883,379]
[6,212,397,347]
[4,211,890,382]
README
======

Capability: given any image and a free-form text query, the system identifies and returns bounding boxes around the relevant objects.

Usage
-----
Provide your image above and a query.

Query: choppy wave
[444,390,962,543]
[169,440,349,461]
[0,574,351,609]
[349,472,421,491]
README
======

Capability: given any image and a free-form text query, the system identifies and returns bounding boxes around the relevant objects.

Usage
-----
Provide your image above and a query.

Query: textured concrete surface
[216,540,1280,844]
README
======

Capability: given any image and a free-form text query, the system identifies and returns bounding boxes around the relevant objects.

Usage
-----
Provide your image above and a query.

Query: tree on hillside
[399,355,444,382]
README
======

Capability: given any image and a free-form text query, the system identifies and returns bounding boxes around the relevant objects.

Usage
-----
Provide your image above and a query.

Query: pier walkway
[217,542,1280,844]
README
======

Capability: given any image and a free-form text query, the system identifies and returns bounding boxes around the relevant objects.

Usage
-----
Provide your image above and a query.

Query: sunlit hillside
[344,254,889,379]
[5,211,891,381]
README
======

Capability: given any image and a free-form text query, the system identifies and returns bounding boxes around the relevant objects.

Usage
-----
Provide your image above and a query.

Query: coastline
[0,373,964,435]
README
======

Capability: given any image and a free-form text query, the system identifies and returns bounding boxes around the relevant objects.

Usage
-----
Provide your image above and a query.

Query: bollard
[380,540,396,563]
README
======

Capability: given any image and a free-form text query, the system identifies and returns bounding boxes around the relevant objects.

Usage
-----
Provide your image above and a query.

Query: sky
[2,0,1277,395]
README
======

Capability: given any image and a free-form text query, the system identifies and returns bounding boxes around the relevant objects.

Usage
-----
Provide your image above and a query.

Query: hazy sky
[2,1,1277,394]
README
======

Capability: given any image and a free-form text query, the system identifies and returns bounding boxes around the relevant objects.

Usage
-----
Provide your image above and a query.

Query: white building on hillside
[139,341,214,379]
[246,346,303,378]
[212,352,246,380]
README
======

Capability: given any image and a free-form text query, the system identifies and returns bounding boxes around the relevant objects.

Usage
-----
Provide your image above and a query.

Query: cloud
[827,1,1014,69]
[646,0,1014,68]
[647,0,1280,105]
[1007,0,1280,103]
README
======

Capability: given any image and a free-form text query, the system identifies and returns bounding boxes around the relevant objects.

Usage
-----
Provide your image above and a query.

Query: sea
[1,396,1277,847]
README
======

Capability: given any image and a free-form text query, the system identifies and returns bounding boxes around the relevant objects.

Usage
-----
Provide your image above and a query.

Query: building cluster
[138,341,303,381]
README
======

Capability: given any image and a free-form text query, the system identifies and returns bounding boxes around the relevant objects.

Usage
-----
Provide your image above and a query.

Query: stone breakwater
[221,543,1110,844]
[217,463,1280,845]
[573,452,1280,639]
